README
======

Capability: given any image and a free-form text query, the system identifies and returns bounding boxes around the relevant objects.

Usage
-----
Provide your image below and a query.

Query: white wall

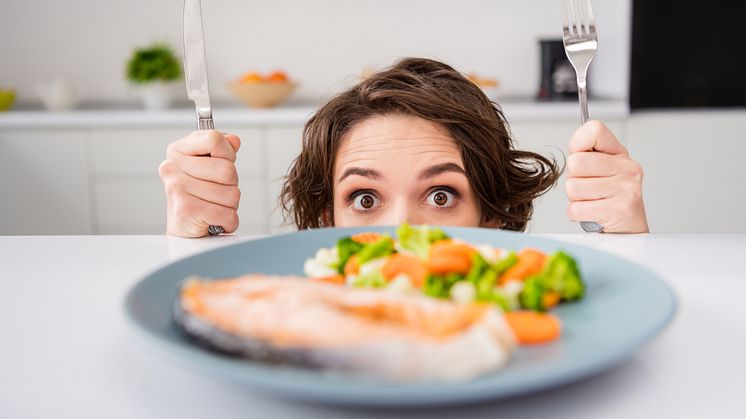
[0,0,630,104]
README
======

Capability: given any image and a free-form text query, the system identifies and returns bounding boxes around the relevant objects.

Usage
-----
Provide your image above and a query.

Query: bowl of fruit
[466,73,499,102]
[227,71,296,108]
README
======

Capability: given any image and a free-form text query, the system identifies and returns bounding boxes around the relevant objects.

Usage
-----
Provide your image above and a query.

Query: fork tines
[561,0,596,37]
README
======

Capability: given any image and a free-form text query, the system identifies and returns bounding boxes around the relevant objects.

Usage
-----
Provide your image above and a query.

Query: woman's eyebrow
[337,167,383,183]
[418,162,466,180]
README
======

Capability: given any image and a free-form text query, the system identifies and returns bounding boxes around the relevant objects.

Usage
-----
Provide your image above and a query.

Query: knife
[183,0,223,235]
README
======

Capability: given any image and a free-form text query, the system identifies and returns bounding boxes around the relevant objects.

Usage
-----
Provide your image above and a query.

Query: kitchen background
[0,0,744,235]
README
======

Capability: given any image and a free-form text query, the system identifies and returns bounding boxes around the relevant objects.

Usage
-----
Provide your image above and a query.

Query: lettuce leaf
[396,223,449,259]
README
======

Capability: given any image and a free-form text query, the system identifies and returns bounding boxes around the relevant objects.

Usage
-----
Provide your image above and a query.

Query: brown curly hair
[280,57,561,231]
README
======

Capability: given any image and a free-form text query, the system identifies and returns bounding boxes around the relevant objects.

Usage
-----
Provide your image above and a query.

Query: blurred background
[0,0,744,235]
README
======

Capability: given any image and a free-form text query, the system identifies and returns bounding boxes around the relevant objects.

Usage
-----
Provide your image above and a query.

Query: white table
[1,234,745,418]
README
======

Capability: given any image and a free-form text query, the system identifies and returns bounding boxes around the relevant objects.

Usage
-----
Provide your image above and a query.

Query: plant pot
[139,82,176,111]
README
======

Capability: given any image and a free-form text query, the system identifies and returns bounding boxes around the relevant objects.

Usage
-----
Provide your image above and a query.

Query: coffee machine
[537,39,579,100]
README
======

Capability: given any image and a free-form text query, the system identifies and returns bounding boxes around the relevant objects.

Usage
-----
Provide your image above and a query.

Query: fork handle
[575,77,603,233]
[578,78,589,125]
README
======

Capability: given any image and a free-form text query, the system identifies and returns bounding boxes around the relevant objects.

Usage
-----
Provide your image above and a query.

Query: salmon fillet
[175,274,516,381]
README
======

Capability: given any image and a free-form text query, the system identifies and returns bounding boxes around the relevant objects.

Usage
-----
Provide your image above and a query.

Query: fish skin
[174,275,516,381]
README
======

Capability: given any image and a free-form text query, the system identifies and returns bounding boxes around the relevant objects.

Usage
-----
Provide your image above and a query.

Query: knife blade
[183,0,213,130]
[183,0,222,235]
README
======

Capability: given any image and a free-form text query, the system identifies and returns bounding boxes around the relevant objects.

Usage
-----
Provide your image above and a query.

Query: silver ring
[207,225,224,235]
[580,221,604,233]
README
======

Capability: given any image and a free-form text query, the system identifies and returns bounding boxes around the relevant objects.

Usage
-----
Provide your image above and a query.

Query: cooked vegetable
[423,273,464,299]
[536,251,585,301]
[311,274,345,285]
[542,291,561,310]
[428,241,476,275]
[519,250,585,311]
[396,223,449,259]
[351,270,387,288]
[303,225,584,335]
[449,281,477,304]
[518,276,548,311]
[498,248,547,285]
[494,251,518,275]
[351,232,384,244]
[381,253,429,288]
[504,311,562,344]
[337,237,364,274]
[344,254,360,276]
[357,236,394,265]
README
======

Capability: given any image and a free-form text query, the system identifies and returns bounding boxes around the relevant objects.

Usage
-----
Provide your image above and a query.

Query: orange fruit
[240,72,264,83]
[266,71,289,83]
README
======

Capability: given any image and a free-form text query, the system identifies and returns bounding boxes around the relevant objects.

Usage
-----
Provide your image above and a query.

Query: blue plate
[124,226,676,407]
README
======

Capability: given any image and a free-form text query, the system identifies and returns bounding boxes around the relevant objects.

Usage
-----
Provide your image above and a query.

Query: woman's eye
[426,189,456,208]
[352,193,381,211]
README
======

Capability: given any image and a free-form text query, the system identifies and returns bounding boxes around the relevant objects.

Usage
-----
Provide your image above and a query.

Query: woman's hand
[158,130,242,237]
[565,121,649,233]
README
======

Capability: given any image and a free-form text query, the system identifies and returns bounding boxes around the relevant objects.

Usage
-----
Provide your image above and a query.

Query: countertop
[1,234,744,418]
[0,97,628,129]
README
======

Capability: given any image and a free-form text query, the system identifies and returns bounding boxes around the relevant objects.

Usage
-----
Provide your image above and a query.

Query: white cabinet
[87,128,183,234]
[87,126,282,236]
[627,111,746,233]
[0,130,92,235]
[1,108,744,235]
[93,179,166,234]
[265,126,305,233]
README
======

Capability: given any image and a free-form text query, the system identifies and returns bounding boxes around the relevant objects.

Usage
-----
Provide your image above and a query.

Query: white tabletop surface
[1,234,745,418]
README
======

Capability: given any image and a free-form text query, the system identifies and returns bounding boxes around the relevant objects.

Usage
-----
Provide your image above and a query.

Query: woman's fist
[158,130,242,237]
[565,121,649,233]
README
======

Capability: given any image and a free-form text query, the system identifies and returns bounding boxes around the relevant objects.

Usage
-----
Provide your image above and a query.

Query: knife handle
[197,116,214,130]
[195,115,223,235]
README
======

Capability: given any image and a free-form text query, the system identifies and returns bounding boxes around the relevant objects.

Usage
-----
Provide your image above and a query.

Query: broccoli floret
[518,250,585,311]
[336,237,364,274]
[357,236,394,264]
[423,272,464,298]
[396,223,449,259]
[519,276,548,311]
[458,252,511,310]
[478,288,512,312]
[493,251,518,276]
[540,251,585,301]
[464,252,488,284]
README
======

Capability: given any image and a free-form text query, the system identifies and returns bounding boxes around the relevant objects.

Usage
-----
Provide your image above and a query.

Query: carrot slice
[344,254,360,276]
[311,274,346,285]
[498,248,547,285]
[381,253,429,288]
[351,232,384,244]
[428,241,476,275]
[542,291,561,310]
[504,311,562,345]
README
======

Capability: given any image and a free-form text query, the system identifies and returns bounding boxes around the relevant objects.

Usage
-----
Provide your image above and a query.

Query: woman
[159,58,648,236]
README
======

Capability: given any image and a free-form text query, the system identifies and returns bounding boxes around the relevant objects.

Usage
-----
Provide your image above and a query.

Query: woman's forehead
[335,115,463,175]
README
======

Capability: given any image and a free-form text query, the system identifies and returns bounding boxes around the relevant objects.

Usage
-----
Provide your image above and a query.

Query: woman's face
[331,114,488,227]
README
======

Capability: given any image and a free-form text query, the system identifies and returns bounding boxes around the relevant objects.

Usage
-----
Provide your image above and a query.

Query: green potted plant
[0,87,15,112]
[126,43,182,110]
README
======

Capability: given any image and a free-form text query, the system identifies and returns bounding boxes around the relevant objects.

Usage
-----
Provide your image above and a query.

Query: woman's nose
[377,201,423,226]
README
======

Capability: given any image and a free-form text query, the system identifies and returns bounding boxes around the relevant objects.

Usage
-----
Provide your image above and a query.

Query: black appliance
[537,39,579,100]
[630,1,746,109]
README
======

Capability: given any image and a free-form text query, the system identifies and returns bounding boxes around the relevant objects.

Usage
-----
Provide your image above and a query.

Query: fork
[561,0,604,233]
